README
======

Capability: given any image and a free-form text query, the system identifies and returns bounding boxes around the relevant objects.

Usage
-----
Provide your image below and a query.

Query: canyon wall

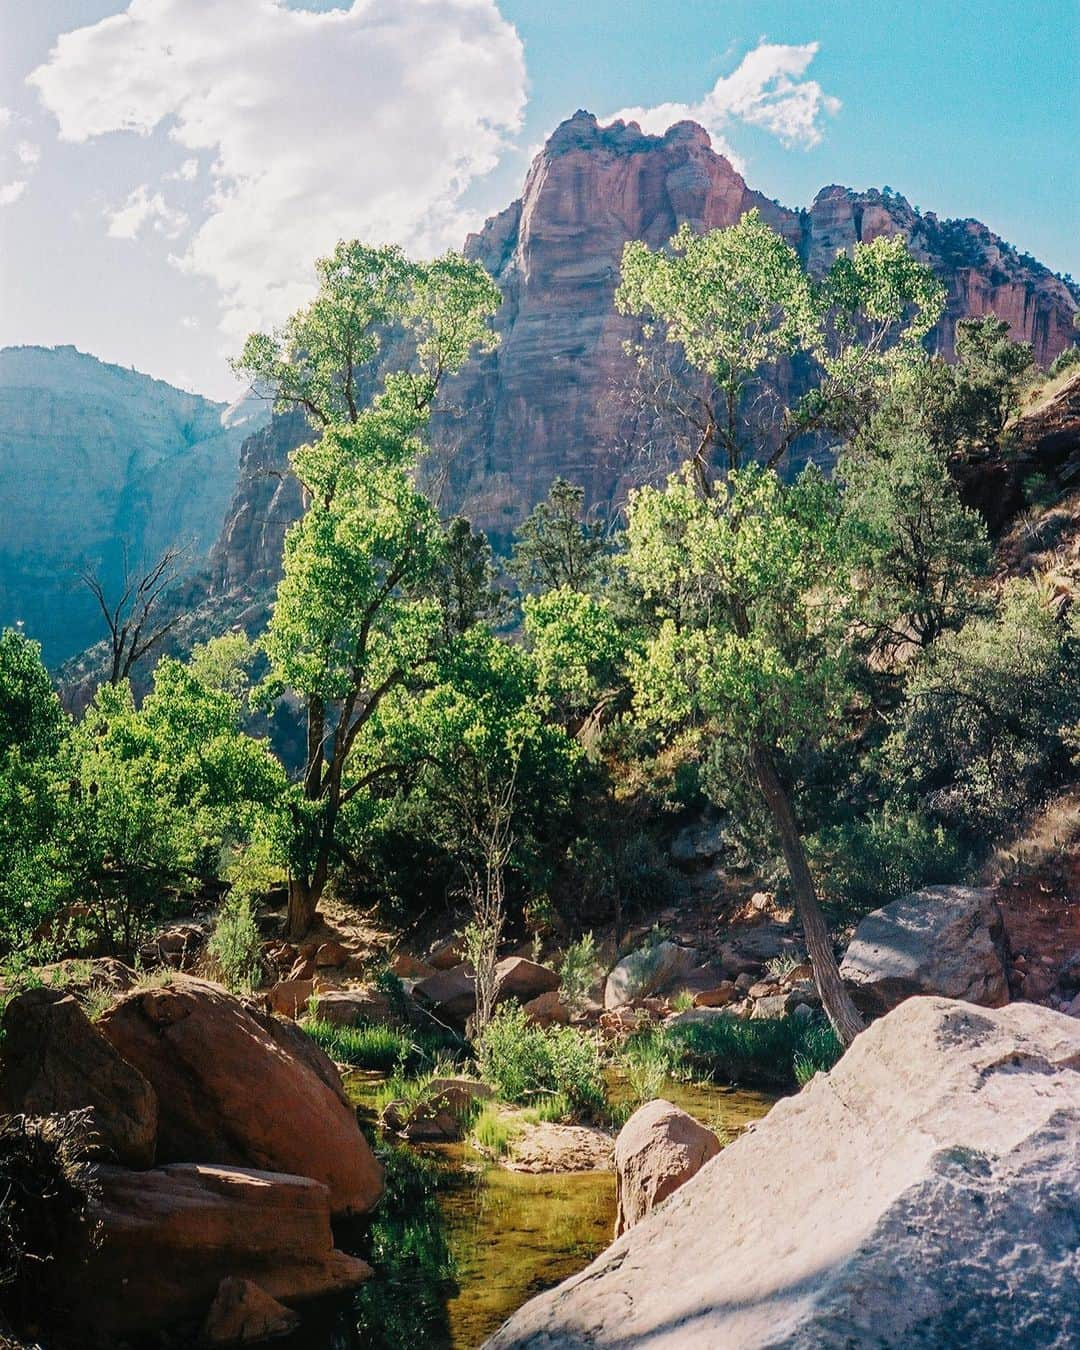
[205,112,1078,599]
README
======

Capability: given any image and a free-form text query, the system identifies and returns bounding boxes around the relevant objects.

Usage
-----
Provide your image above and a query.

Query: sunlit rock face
[200,112,1080,600]
[0,344,266,665]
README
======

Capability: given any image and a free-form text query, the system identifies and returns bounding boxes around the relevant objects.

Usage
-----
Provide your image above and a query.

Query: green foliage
[0,630,65,760]
[558,932,599,1013]
[885,579,1080,836]
[626,463,853,758]
[949,315,1035,447]
[432,516,512,640]
[810,806,965,920]
[523,587,627,726]
[476,1003,606,1118]
[617,210,943,474]
[1048,344,1080,379]
[471,1101,518,1155]
[660,1013,842,1089]
[304,1019,463,1074]
[206,894,263,994]
[840,427,990,652]
[243,243,502,929]
[508,478,609,593]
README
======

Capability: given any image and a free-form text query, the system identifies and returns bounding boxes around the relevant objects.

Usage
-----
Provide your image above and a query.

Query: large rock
[613,1099,721,1237]
[71,1163,370,1341]
[604,942,700,1009]
[309,987,392,1027]
[98,976,382,1215]
[840,885,1009,1014]
[414,957,560,1027]
[0,986,157,1168]
[485,997,1080,1348]
[495,956,560,1003]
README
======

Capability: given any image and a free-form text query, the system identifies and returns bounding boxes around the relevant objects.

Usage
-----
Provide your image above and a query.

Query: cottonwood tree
[235,243,500,938]
[508,478,609,593]
[617,210,944,1045]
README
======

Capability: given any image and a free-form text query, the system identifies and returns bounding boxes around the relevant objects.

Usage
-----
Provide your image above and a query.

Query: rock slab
[72,1163,370,1341]
[840,885,1009,1013]
[485,997,1080,1348]
[98,975,382,1215]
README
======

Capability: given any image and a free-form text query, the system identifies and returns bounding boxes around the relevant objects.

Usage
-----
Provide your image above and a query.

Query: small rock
[427,937,465,971]
[693,982,739,1008]
[522,989,570,1028]
[750,994,789,1021]
[314,941,350,969]
[266,978,315,1019]
[310,988,391,1028]
[287,956,316,982]
[390,952,436,980]
[202,1277,300,1345]
[749,891,773,913]
[506,1122,614,1174]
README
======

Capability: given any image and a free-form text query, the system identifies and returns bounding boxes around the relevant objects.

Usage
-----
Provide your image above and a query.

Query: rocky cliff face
[0,346,267,666]
[201,112,1080,601]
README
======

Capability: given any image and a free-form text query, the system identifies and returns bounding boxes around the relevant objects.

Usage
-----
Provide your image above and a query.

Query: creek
[293,1070,778,1348]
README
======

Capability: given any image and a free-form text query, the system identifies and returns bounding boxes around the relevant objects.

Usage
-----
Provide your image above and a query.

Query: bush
[476,1003,606,1118]
[1048,345,1080,379]
[206,893,263,993]
[0,1112,99,1337]
[303,1020,463,1075]
[885,580,1080,837]
[810,807,965,921]
[629,1013,843,1090]
[558,932,599,1011]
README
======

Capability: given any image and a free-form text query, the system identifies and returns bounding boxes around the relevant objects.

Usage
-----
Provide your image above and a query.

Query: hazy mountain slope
[0,345,266,666]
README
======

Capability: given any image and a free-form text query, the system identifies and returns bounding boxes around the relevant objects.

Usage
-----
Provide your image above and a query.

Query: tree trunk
[285,877,319,943]
[750,741,864,1047]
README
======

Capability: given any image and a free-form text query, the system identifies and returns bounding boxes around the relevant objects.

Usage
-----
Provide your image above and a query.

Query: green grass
[303,1018,465,1074]
[622,1013,842,1091]
[471,1101,520,1156]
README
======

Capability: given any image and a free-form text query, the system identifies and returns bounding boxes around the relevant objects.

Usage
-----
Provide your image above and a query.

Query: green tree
[238,242,501,938]
[949,315,1034,448]
[885,578,1080,836]
[839,426,991,654]
[431,516,511,640]
[617,211,945,1044]
[617,210,944,488]
[508,478,608,593]
[0,632,69,949]
[522,586,627,733]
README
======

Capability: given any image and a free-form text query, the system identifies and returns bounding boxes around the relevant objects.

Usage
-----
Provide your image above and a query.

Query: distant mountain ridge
[207,112,1078,613]
[0,345,267,666]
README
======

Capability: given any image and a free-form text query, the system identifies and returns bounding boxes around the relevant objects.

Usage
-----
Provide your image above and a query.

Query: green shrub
[471,1101,519,1155]
[657,1013,842,1089]
[206,893,263,993]
[558,932,599,1011]
[476,1003,606,1118]
[811,807,965,921]
[1048,344,1080,379]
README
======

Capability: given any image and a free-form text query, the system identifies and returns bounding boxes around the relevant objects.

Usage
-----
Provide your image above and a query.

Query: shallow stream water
[292,1071,777,1349]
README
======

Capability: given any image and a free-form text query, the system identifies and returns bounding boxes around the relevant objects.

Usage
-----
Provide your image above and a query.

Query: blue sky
[1,1,1076,400]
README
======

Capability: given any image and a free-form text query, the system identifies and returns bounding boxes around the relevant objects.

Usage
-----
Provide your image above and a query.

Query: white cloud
[29,0,526,346]
[15,141,40,166]
[106,183,189,239]
[168,157,199,181]
[0,108,12,131]
[0,180,27,206]
[608,40,840,165]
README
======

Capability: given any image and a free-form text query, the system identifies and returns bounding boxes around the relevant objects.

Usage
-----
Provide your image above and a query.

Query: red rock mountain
[209,111,1077,595]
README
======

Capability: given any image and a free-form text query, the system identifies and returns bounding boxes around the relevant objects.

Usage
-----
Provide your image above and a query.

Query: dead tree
[78,543,188,686]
